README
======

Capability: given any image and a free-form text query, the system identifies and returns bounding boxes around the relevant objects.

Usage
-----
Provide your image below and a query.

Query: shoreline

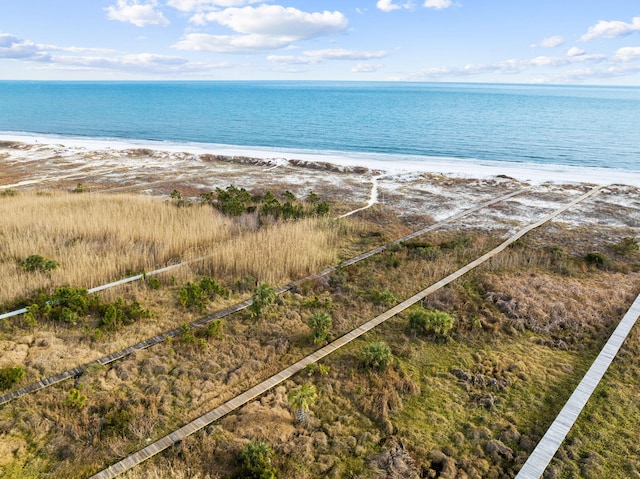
[2,132,640,187]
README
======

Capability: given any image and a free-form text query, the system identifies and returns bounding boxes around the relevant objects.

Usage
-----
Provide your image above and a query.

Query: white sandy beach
[2,132,640,188]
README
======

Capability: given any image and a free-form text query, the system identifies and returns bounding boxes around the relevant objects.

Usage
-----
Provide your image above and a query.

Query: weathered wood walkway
[0,188,527,405]
[88,186,602,479]
[515,292,640,479]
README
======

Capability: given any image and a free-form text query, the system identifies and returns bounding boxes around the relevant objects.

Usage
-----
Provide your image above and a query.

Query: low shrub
[179,277,229,310]
[613,237,639,256]
[307,311,332,344]
[238,440,277,479]
[200,319,224,340]
[20,254,59,272]
[0,366,25,390]
[65,387,87,409]
[408,309,455,339]
[365,288,397,306]
[362,342,393,371]
[248,283,277,319]
[584,252,609,270]
[0,188,17,197]
[98,298,151,330]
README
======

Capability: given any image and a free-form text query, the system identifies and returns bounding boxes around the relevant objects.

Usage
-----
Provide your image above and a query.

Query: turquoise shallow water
[0,81,638,171]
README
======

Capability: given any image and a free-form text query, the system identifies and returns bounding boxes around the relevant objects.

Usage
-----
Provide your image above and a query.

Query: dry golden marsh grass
[0,190,344,306]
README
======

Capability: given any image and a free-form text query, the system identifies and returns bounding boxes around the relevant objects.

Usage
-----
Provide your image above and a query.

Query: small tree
[248,283,277,319]
[307,312,332,344]
[361,342,393,371]
[238,440,277,479]
[288,383,317,424]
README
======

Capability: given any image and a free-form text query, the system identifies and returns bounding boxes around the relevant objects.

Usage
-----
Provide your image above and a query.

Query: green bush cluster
[201,319,224,340]
[237,440,277,479]
[20,254,59,272]
[248,283,277,319]
[178,277,229,310]
[65,387,87,409]
[201,184,330,219]
[23,286,151,332]
[365,288,397,306]
[25,286,90,325]
[0,188,17,197]
[361,341,393,371]
[408,308,455,339]
[0,366,25,390]
[584,252,610,270]
[98,298,151,331]
[307,311,332,344]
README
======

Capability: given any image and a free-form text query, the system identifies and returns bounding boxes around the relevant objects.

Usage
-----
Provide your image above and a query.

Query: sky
[1,0,640,84]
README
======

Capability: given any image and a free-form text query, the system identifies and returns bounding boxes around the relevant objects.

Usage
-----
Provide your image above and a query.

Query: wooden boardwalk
[515,292,640,479]
[88,186,602,479]
[0,188,527,406]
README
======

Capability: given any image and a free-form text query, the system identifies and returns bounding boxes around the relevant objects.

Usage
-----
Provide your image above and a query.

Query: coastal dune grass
[0,190,343,307]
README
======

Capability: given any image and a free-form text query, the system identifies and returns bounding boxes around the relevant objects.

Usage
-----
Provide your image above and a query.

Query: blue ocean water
[0,81,639,171]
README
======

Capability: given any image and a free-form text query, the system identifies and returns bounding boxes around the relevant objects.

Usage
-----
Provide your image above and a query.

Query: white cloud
[396,50,607,81]
[106,0,169,27]
[580,16,640,42]
[424,0,452,10]
[268,48,388,64]
[267,54,315,65]
[174,33,290,53]
[178,5,348,53]
[376,0,402,12]
[566,46,585,57]
[306,48,388,61]
[613,46,640,62]
[166,0,260,13]
[0,34,51,61]
[191,5,347,38]
[0,32,229,75]
[352,63,384,73]
[530,35,564,48]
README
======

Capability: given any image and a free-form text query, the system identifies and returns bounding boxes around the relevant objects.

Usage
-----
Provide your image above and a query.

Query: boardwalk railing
[515,292,640,479]
[88,186,602,479]
[0,188,528,405]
